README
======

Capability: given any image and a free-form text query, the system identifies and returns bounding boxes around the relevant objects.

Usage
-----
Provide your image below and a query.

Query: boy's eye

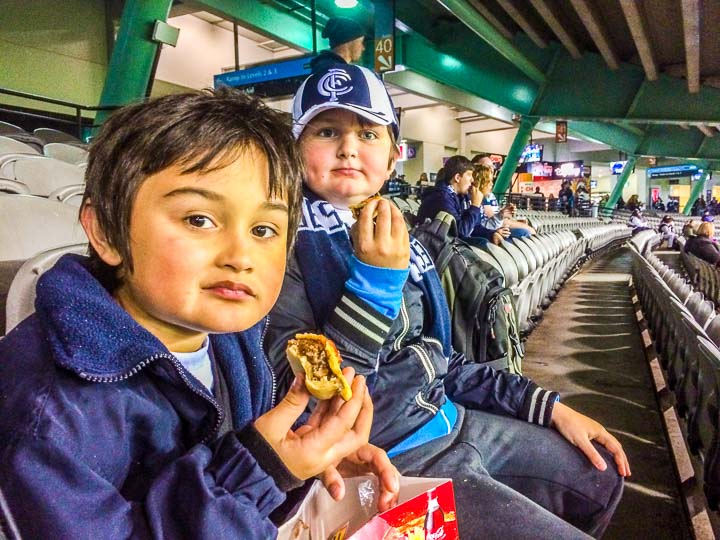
[317,127,337,138]
[360,130,378,140]
[186,215,216,229]
[252,225,278,239]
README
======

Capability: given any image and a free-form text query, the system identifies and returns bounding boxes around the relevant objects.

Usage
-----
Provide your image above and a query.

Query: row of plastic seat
[388,196,633,335]
[631,244,720,508]
[473,224,631,335]
[0,154,85,203]
[0,135,89,167]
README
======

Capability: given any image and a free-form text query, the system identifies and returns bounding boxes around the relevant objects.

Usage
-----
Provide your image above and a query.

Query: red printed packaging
[277,475,459,540]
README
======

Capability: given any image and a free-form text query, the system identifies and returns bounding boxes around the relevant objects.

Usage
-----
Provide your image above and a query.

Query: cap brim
[293,102,395,139]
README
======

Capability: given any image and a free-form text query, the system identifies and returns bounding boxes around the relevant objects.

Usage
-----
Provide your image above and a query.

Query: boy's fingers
[320,465,346,501]
[354,199,380,253]
[255,376,310,439]
[314,375,368,441]
[596,431,632,477]
[576,437,607,472]
[373,199,392,239]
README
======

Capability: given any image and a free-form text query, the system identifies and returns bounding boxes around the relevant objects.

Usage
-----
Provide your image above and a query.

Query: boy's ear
[80,201,123,266]
[387,144,400,176]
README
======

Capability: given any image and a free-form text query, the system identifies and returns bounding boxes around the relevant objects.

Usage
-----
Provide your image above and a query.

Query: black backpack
[411,212,524,374]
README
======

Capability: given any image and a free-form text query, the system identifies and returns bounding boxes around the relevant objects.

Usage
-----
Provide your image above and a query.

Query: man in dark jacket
[310,16,365,74]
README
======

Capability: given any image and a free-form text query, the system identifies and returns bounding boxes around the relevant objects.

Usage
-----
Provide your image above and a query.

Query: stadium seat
[5,243,88,333]
[43,143,89,165]
[0,136,40,156]
[0,195,87,261]
[33,128,84,145]
[0,156,85,197]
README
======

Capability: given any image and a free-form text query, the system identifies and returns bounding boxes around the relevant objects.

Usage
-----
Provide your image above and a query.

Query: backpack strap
[432,211,460,275]
[433,211,459,238]
[483,356,510,371]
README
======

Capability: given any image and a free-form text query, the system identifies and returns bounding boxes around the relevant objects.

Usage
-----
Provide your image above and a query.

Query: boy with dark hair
[267,64,630,538]
[0,88,398,539]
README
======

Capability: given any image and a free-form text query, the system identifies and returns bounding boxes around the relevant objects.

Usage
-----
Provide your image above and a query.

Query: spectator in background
[658,216,677,249]
[417,155,507,245]
[310,17,365,73]
[616,195,626,210]
[702,210,714,223]
[685,222,720,265]
[419,172,429,185]
[473,161,535,238]
[682,219,698,238]
[626,194,640,212]
[628,209,651,235]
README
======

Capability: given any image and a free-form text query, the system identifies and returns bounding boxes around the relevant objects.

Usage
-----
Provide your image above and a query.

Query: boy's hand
[320,444,400,512]
[253,368,372,480]
[350,198,410,270]
[469,186,483,207]
[550,402,631,477]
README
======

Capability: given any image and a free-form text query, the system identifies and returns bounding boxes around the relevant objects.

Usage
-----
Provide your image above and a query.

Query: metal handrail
[0,87,120,138]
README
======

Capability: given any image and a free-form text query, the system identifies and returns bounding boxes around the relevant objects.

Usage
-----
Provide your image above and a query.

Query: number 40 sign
[374,35,395,73]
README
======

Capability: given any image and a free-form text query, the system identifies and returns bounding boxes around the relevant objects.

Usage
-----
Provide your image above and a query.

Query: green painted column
[683,169,710,215]
[493,116,538,198]
[95,0,173,125]
[605,155,637,210]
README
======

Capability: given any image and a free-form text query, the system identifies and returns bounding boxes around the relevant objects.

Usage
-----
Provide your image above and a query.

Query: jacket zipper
[259,317,277,408]
[415,393,439,414]
[79,353,224,445]
[408,344,435,382]
[392,297,410,351]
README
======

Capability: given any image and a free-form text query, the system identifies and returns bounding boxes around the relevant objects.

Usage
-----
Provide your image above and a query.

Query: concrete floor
[524,248,690,540]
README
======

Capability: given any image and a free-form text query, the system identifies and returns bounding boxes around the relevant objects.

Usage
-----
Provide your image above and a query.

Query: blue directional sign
[214,56,312,88]
[647,164,698,179]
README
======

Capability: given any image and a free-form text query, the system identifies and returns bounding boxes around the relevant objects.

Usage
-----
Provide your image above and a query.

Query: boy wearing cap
[311,16,365,73]
[267,63,630,538]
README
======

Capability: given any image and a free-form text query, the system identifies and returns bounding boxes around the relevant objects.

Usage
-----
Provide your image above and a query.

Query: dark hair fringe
[439,155,473,186]
[81,87,304,288]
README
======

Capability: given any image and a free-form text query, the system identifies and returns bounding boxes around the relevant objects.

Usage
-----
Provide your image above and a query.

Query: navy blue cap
[292,64,400,140]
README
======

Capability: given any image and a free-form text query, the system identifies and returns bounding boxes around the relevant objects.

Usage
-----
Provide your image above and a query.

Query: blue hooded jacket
[417,186,494,240]
[0,255,298,539]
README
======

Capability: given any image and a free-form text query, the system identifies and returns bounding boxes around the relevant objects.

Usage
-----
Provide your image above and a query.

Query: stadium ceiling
[191,0,720,163]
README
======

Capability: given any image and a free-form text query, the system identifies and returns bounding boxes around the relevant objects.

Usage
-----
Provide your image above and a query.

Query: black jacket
[685,236,720,265]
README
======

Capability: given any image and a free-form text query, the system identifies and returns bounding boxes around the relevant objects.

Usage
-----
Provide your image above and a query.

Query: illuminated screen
[519,144,543,163]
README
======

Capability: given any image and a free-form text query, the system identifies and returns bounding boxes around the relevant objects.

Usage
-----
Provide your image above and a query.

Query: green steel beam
[684,169,710,215]
[383,70,517,123]
[398,34,539,114]
[435,0,546,83]
[605,156,636,210]
[96,0,173,123]
[493,116,538,197]
[196,0,324,51]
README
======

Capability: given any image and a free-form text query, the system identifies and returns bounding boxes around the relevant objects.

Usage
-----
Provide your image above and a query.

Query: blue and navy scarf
[294,191,452,357]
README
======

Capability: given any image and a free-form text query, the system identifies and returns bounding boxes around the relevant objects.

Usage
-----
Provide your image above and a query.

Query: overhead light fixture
[335,0,358,7]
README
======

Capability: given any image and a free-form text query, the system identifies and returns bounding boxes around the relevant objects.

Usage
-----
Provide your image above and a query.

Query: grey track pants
[390,405,623,539]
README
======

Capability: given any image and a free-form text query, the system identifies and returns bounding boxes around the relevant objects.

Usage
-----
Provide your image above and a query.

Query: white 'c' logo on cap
[317,69,353,102]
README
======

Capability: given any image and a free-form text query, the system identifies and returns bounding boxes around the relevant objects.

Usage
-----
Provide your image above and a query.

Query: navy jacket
[310,50,348,73]
[685,236,720,265]
[417,186,494,240]
[0,255,297,539]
